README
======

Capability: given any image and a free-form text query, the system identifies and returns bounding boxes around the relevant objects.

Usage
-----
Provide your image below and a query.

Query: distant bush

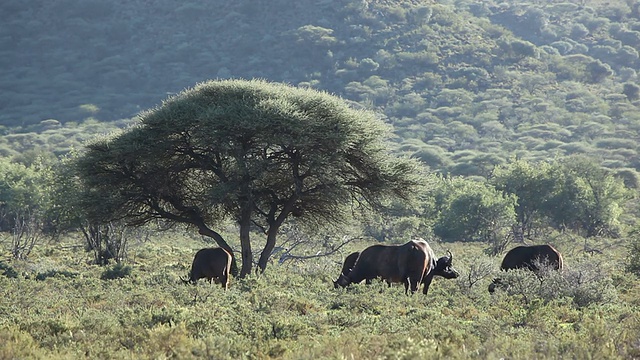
[0,261,18,278]
[550,41,574,55]
[100,263,132,280]
[615,168,640,189]
[586,60,614,83]
[540,45,559,55]
[570,23,589,39]
[411,145,451,168]
[623,82,640,100]
[35,270,77,281]
[616,30,640,47]
[625,227,640,275]
[616,46,639,66]
[579,15,610,32]
[510,40,538,58]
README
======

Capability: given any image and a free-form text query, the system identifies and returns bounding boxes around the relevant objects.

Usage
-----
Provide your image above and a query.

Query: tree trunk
[257,200,296,272]
[258,225,279,272]
[239,204,253,278]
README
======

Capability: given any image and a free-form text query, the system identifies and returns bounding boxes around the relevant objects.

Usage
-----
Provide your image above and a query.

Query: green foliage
[100,263,132,280]
[288,25,338,48]
[431,176,516,244]
[491,159,558,239]
[35,269,78,281]
[551,156,631,237]
[491,157,631,239]
[0,260,18,278]
[0,159,49,228]
[624,226,640,276]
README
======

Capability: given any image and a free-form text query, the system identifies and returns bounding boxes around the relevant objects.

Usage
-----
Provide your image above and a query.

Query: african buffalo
[335,239,459,295]
[488,244,563,293]
[181,247,232,290]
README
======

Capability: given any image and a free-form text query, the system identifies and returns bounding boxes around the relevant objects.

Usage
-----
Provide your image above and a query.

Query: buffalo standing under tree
[181,247,233,290]
[488,244,564,293]
[335,239,459,295]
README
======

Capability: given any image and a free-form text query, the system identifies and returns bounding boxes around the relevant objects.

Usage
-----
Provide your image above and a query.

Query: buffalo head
[334,273,350,288]
[432,251,459,279]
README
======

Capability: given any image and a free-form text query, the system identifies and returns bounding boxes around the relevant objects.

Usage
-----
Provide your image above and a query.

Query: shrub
[35,270,77,281]
[570,23,589,39]
[0,261,18,278]
[100,263,132,280]
[625,228,640,276]
[491,259,618,307]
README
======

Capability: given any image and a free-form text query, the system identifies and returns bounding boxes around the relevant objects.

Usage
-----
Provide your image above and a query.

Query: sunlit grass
[1,232,639,359]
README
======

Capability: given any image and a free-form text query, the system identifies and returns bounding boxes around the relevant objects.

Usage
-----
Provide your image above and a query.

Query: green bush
[0,261,19,278]
[100,263,132,280]
[35,269,77,281]
[490,259,618,308]
[625,228,640,276]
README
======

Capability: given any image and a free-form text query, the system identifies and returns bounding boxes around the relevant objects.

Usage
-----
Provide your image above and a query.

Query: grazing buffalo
[181,247,233,290]
[335,239,459,295]
[488,244,563,293]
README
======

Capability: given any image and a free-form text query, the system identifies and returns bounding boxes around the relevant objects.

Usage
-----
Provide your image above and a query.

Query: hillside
[2,0,640,177]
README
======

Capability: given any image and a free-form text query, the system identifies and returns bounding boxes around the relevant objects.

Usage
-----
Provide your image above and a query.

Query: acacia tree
[74,79,423,277]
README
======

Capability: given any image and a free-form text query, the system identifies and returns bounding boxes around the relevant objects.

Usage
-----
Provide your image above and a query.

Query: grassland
[1,230,639,359]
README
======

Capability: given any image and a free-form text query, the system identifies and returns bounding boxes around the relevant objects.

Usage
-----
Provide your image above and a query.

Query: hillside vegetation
[2,0,640,178]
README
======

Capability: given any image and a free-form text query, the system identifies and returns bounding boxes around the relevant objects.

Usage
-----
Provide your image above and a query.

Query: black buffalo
[335,239,459,295]
[488,244,564,293]
[181,247,233,290]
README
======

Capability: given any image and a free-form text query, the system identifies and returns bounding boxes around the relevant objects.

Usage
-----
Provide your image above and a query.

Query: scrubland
[1,231,639,359]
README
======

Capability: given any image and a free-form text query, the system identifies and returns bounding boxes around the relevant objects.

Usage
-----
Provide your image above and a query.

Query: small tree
[80,221,133,265]
[625,225,640,276]
[431,175,516,247]
[0,158,50,259]
[548,157,630,237]
[10,211,42,260]
[622,83,640,101]
[491,159,560,241]
[49,155,133,265]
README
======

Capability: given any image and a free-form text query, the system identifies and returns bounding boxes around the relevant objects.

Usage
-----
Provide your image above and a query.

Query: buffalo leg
[403,278,410,295]
[422,274,434,295]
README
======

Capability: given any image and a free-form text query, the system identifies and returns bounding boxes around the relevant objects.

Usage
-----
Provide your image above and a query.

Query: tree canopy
[74,79,424,276]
